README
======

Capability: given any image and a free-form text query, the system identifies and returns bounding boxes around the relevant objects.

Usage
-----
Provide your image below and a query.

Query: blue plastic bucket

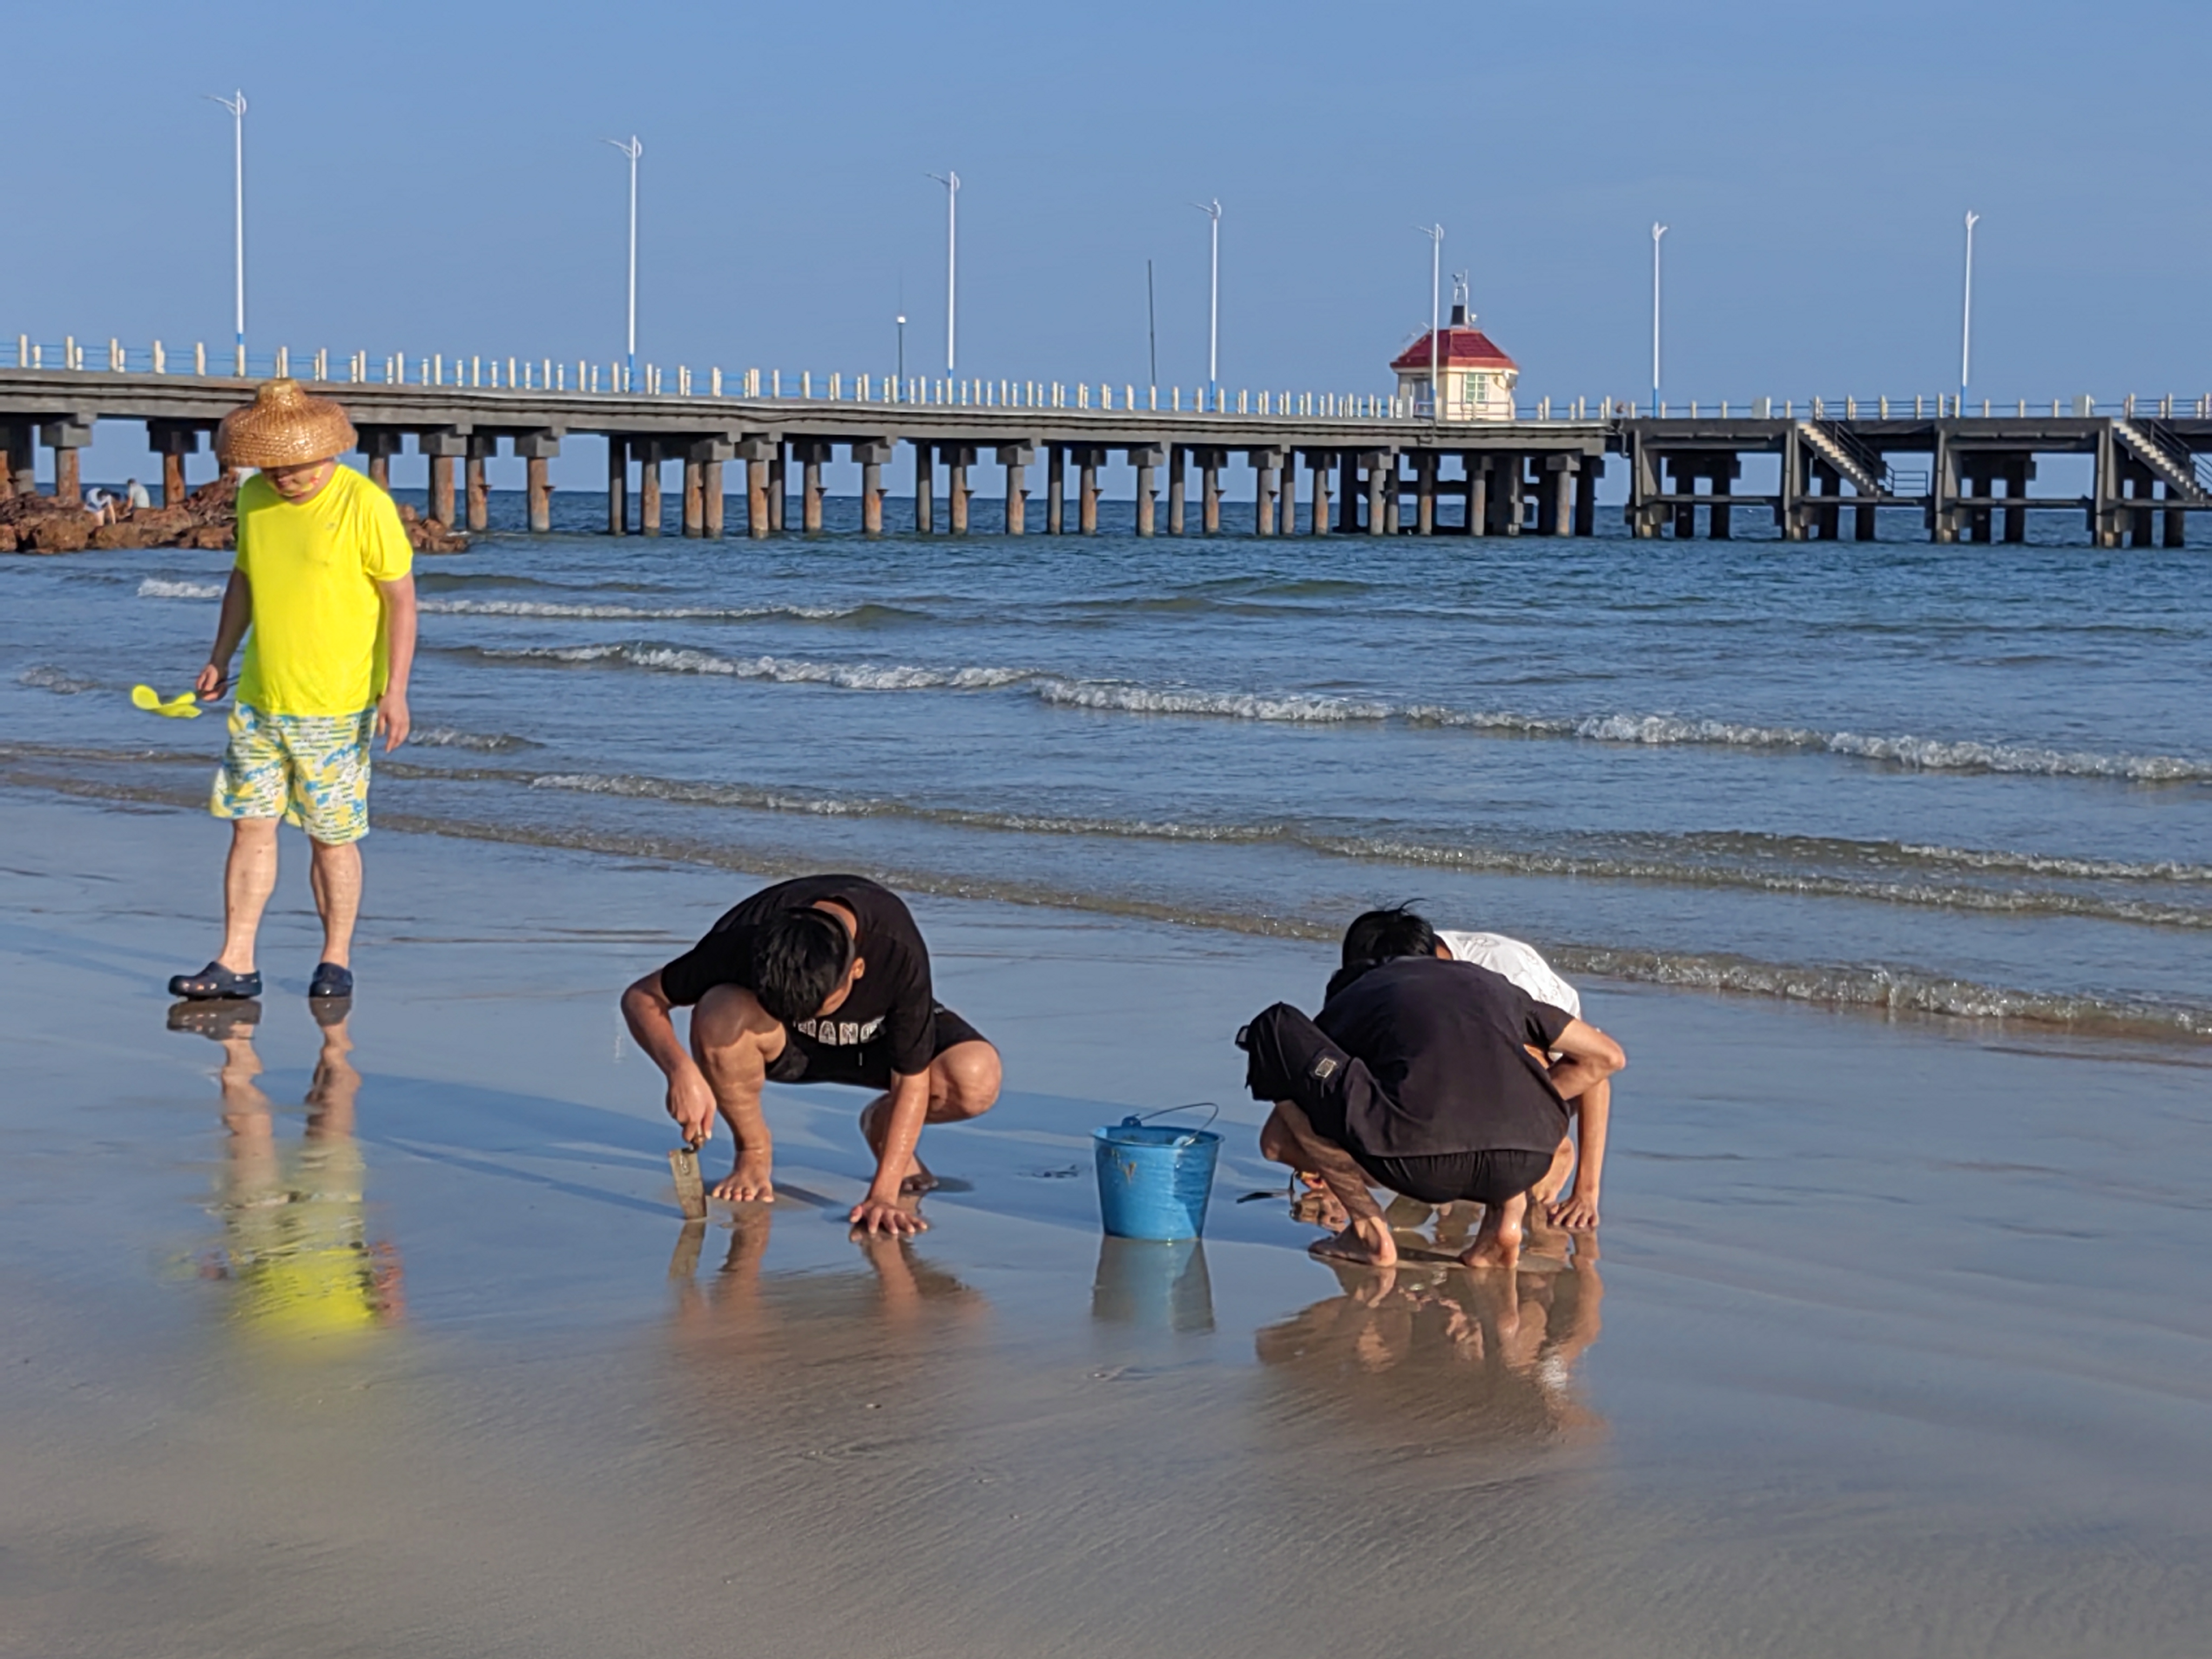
[1094,1108,1221,1240]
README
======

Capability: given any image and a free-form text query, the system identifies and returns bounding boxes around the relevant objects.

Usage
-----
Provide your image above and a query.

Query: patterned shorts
[211,704,377,844]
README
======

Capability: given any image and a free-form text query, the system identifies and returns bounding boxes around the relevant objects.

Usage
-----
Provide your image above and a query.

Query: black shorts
[1239,1002,1553,1207]
[765,1003,987,1091]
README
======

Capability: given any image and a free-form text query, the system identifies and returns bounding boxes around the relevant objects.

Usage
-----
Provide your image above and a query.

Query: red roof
[1389,326,1516,373]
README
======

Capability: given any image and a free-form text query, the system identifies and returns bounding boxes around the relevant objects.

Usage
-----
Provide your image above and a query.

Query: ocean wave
[17,665,99,694]
[1033,679,1395,722]
[136,578,225,600]
[409,727,538,753]
[473,642,1033,691]
[419,598,900,623]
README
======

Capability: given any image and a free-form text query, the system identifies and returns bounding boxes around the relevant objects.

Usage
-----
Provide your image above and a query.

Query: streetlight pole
[1192,198,1222,400]
[1651,221,1668,414]
[896,313,906,388]
[603,135,642,389]
[1960,209,1980,405]
[1415,222,1444,416]
[928,171,959,374]
[206,91,247,373]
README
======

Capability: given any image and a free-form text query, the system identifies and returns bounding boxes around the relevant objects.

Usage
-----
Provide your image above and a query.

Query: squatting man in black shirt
[621,875,1002,1236]
[1239,906,1626,1272]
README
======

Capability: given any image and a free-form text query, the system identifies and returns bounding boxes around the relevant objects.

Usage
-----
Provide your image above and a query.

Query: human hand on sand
[1548,1188,1600,1231]
[850,1193,927,1237]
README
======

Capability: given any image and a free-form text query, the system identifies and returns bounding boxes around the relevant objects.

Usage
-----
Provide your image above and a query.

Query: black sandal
[308,961,354,1000]
[167,961,262,1000]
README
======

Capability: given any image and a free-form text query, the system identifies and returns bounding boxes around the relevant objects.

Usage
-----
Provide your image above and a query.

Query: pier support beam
[768,444,786,532]
[738,438,774,538]
[702,457,724,538]
[996,442,1033,536]
[912,441,934,534]
[606,436,629,535]
[421,429,465,528]
[1360,452,1386,536]
[515,430,561,534]
[791,440,831,534]
[1414,452,1437,535]
[1167,446,1186,535]
[1129,445,1162,537]
[639,443,664,537]
[1071,446,1104,534]
[147,422,206,507]
[355,427,402,493]
[1197,448,1225,534]
[1467,455,1489,536]
[851,440,893,535]
[1546,455,1577,537]
[1307,451,1332,535]
[1046,444,1065,534]
[682,453,704,537]
[1574,457,1601,538]
[943,446,975,534]
[466,434,496,533]
[1337,454,1359,532]
[1251,449,1282,537]
[3,423,35,498]
[42,421,92,505]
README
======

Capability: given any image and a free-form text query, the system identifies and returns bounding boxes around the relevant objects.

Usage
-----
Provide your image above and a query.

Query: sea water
[5,492,2206,1040]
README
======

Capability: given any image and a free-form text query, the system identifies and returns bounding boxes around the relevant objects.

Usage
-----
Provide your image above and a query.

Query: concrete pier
[466,434,494,532]
[606,437,629,535]
[912,442,933,534]
[1131,444,1160,536]
[794,440,828,534]
[1046,444,1065,534]
[1168,446,1186,535]
[946,445,972,535]
[638,444,663,536]
[1075,446,1102,535]
[1199,448,1223,534]
[998,442,1031,536]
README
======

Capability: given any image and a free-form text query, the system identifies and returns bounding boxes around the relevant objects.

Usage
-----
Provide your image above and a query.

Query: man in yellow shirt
[169,381,418,1004]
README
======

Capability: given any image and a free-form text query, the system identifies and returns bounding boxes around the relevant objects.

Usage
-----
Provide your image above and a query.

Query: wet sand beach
[3,790,2209,1658]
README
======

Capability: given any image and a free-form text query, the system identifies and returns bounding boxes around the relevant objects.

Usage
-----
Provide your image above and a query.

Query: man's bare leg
[1460,1189,1528,1272]
[217,819,279,974]
[1261,1101,1396,1268]
[307,838,363,969]
[858,1039,1001,1193]
[689,984,785,1202]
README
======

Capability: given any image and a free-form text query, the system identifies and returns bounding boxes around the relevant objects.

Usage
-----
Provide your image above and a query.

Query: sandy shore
[2,790,2209,1658]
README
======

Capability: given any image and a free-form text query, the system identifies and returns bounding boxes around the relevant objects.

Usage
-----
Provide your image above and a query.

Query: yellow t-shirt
[234,466,414,716]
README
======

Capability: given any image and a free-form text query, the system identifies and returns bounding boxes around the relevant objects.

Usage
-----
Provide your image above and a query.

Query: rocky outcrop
[1,475,470,556]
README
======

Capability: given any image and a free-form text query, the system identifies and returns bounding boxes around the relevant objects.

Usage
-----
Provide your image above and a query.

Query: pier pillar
[356,427,402,493]
[3,424,35,498]
[147,421,206,507]
[515,430,561,534]
[1167,446,1186,535]
[790,440,831,534]
[944,446,975,534]
[1928,427,1956,544]
[853,440,894,535]
[1308,451,1332,535]
[1414,452,1437,535]
[768,446,786,532]
[466,434,496,533]
[1779,433,1807,542]
[996,442,1034,536]
[1337,454,1359,532]
[1129,445,1162,537]
[421,429,464,527]
[912,441,934,534]
[1500,453,1525,537]
[1072,447,1104,534]
[1384,463,1401,535]
[682,454,705,537]
[1573,457,1600,538]
[639,443,664,536]
[42,421,92,505]
[1360,451,1388,536]
[1547,455,1577,537]
[1197,448,1225,534]
[605,436,630,535]
[2002,456,2032,545]
[738,437,774,538]
[702,459,724,537]
[1467,455,1489,536]
[1046,444,1065,534]
[2165,489,2188,549]
[1812,461,1841,541]
[1251,450,1281,537]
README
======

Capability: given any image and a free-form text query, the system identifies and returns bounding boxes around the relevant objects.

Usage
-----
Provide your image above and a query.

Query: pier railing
[6,335,2210,428]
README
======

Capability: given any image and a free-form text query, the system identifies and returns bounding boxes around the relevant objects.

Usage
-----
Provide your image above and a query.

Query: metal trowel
[668,1145,708,1220]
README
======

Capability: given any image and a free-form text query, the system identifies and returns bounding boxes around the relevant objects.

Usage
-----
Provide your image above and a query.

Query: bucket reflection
[1090,1235,1216,1333]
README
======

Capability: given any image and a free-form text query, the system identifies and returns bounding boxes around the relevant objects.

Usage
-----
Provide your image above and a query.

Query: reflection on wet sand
[668,1205,988,1345]
[1257,1209,1604,1446]
[1090,1236,1215,1333]
[176,1000,403,1341]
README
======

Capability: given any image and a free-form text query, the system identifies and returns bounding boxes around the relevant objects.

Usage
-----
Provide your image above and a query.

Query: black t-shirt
[657,875,936,1075]
[1316,956,1576,1157]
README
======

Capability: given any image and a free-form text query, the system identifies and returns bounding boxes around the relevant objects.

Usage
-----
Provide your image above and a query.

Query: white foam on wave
[409,727,536,752]
[420,598,859,621]
[481,642,1032,691]
[1034,679,1394,722]
[136,578,225,601]
[17,664,98,694]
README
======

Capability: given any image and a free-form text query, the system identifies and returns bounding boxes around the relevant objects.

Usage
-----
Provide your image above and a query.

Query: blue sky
[12,0,2209,482]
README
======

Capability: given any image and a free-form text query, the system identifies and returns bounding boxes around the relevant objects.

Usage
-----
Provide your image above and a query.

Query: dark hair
[1339,905,1438,967]
[753,908,854,1024]
[1325,905,1440,1003]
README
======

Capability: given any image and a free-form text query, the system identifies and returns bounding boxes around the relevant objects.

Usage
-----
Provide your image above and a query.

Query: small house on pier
[1391,302,1518,421]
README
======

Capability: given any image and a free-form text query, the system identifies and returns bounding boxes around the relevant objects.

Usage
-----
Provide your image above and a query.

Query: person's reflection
[174,1000,403,1340]
[1254,1233,1604,1442]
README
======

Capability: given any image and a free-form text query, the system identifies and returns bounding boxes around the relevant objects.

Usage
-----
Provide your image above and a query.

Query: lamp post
[1650,220,1668,415]
[1960,210,1980,403]
[1415,222,1444,416]
[1192,198,1222,398]
[205,90,247,373]
[603,134,642,389]
[895,313,906,387]
[928,171,959,374]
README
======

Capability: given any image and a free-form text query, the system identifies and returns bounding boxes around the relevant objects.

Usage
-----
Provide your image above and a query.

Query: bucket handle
[1119,1102,1220,1146]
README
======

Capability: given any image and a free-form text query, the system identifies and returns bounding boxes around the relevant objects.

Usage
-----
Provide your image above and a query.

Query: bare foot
[1309,1216,1398,1269]
[710,1152,776,1204]
[860,1098,940,1194]
[1459,1227,1522,1272]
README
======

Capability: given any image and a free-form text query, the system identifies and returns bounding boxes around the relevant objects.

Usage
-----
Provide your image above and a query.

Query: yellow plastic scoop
[131,684,204,719]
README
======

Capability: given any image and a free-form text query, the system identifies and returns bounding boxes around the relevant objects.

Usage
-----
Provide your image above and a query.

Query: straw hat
[215,379,358,468]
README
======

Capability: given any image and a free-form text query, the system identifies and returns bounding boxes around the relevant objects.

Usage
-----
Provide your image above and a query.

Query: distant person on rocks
[83,485,116,524]
[621,874,1002,1236]
[1240,906,1624,1272]
[125,477,152,510]
[167,380,416,1006]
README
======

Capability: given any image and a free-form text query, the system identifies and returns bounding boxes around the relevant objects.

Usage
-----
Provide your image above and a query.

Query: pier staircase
[1798,419,1890,497]
[2113,417,2212,502]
